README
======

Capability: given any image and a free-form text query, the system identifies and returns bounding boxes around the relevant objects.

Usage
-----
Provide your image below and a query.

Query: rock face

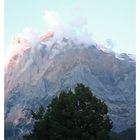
[5,34,136,138]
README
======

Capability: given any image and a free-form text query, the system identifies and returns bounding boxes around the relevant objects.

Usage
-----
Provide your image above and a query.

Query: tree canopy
[23,83,114,140]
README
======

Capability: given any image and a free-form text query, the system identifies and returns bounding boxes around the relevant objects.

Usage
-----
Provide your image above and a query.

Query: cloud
[16,27,39,46]
[43,9,94,46]
[71,16,87,29]
[105,39,114,50]
[5,8,96,64]
[5,27,39,65]
[44,10,62,30]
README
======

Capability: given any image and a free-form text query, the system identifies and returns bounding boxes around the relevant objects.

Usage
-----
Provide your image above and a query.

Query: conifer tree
[23,83,114,140]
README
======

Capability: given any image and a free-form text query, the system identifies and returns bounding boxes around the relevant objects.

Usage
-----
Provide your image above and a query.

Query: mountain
[5,32,136,139]
[110,128,136,140]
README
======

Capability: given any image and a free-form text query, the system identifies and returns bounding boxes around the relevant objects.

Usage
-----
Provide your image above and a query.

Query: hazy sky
[5,0,135,54]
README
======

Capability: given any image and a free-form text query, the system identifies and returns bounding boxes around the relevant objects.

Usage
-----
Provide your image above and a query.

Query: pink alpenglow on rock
[39,32,54,42]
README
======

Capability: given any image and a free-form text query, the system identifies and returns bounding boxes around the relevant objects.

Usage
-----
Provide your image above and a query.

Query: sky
[5,0,136,54]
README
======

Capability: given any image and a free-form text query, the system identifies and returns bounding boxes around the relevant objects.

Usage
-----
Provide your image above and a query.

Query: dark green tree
[23,83,114,140]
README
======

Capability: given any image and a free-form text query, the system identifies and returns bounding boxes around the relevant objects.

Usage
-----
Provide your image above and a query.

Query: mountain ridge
[5,32,136,139]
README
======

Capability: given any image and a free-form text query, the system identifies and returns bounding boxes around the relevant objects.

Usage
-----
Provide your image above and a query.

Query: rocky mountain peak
[5,31,135,139]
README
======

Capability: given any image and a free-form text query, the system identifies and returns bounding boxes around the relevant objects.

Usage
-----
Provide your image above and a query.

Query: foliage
[23,83,114,140]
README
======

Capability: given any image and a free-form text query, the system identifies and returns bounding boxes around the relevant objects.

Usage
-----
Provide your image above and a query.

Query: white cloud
[44,10,62,30]
[43,9,95,47]
[71,16,87,29]
[5,9,96,63]
[16,27,39,46]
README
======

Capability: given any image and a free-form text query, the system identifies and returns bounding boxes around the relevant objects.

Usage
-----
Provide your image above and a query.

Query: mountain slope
[5,33,136,138]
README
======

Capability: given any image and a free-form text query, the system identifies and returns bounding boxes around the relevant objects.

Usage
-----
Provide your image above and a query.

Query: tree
[23,83,114,140]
